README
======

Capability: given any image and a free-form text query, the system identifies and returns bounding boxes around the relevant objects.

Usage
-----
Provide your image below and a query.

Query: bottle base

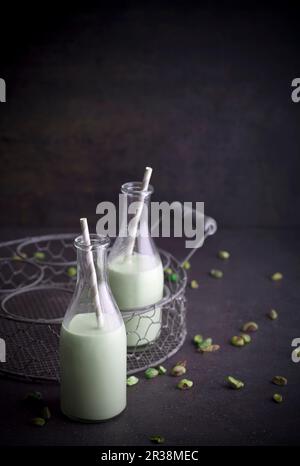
[62,405,126,423]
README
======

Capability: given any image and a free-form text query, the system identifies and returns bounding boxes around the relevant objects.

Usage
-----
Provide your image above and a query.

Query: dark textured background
[1,2,300,449]
[1,3,300,228]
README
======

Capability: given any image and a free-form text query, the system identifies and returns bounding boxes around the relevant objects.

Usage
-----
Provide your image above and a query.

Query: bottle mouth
[75,234,110,251]
[121,181,154,196]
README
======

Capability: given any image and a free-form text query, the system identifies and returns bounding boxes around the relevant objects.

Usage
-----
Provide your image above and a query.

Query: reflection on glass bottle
[60,234,127,422]
[108,181,164,347]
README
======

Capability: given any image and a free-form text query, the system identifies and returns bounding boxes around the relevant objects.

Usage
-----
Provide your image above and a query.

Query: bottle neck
[76,245,108,285]
[120,189,152,238]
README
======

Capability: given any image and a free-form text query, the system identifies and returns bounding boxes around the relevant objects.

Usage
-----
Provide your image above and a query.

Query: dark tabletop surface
[0,227,300,446]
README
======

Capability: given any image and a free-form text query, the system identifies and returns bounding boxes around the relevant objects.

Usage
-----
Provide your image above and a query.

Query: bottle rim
[74,233,110,251]
[121,181,154,196]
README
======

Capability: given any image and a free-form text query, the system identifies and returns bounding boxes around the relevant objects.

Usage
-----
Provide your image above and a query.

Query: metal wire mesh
[0,234,187,382]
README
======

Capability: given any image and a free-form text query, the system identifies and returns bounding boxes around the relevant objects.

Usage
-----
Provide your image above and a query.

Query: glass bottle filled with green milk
[108,181,164,347]
[60,234,126,422]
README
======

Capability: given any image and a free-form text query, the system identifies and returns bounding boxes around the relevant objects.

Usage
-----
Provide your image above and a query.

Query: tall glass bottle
[60,234,126,422]
[108,181,164,347]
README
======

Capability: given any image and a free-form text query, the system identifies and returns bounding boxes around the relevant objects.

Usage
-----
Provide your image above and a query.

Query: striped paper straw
[80,218,104,328]
[126,166,152,257]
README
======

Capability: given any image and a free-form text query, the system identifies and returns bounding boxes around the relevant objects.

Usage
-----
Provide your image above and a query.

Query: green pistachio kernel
[177,378,193,390]
[164,267,173,276]
[24,391,43,402]
[193,334,203,345]
[272,376,287,386]
[226,376,244,389]
[241,321,258,332]
[33,251,46,261]
[30,417,46,427]
[240,333,251,344]
[199,344,220,353]
[268,309,278,320]
[190,279,199,289]
[127,375,139,386]
[273,393,283,403]
[150,435,165,444]
[270,272,283,281]
[41,406,51,420]
[171,362,187,377]
[157,365,167,375]
[12,252,27,261]
[197,338,213,350]
[218,250,230,260]
[182,260,191,270]
[169,273,178,282]
[230,336,245,347]
[210,269,223,279]
[67,266,77,278]
[145,367,159,379]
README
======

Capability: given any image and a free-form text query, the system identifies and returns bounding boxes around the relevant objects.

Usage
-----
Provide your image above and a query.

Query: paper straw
[126,167,152,257]
[80,218,104,328]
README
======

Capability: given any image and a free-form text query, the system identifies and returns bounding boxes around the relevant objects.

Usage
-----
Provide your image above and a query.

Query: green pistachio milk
[60,312,126,421]
[108,253,164,347]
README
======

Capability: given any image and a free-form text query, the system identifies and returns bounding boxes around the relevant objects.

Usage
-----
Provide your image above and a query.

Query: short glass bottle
[60,234,127,422]
[108,181,164,347]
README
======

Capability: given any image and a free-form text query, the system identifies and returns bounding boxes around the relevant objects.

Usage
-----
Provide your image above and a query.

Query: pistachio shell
[273,393,283,403]
[210,269,223,279]
[190,280,199,289]
[272,376,287,386]
[145,368,159,379]
[270,272,283,281]
[150,435,165,444]
[230,336,245,347]
[177,378,193,390]
[241,321,258,332]
[226,376,244,389]
[127,375,139,386]
[218,250,230,260]
[30,417,46,427]
[268,309,278,320]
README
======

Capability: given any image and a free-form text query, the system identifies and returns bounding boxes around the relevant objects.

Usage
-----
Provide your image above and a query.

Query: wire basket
[0,219,216,382]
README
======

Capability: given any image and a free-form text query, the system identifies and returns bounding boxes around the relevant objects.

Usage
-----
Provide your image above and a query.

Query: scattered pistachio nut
[164,267,173,276]
[190,279,199,289]
[267,309,278,320]
[226,376,244,390]
[177,378,193,390]
[145,367,159,379]
[193,334,203,345]
[218,250,230,260]
[210,269,223,279]
[230,336,245,347]
[150,435,165,444]
[127,375,139,386]
[240,333,251,344]
[272,376,287,386]
[33,251,46,260]
[41,406,51,421]
[24,391,43,402]
[12,252,27,261]
[199,344,220,353]
[273,393,283,403]
[30,417,46,427]
[182,260,191,270]
[169,273,178,283]
[270,272,283,281]
[171,362,187,377]
[157,365,167,375]
[197,338,213,351]
[67,266,77,278]
[241,321,258,332]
